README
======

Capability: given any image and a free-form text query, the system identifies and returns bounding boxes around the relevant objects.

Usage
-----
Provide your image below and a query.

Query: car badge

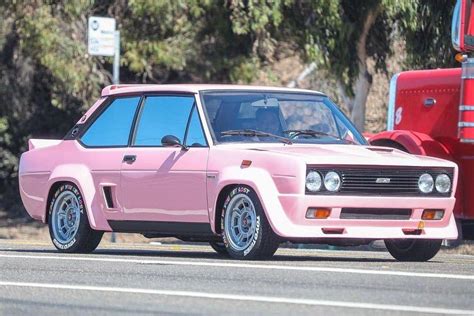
[376,178,391,184]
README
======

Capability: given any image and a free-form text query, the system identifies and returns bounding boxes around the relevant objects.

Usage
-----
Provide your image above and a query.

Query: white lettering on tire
[243,215,260,256]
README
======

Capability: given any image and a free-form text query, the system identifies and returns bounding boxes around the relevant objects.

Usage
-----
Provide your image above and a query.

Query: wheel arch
[45,181,71,224]
[211,167,284,236]
[213,184,237,234]
[47,164,111,231]
[369,130,453,159]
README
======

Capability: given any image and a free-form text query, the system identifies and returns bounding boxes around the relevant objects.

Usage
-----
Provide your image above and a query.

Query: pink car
[19,84,458,261]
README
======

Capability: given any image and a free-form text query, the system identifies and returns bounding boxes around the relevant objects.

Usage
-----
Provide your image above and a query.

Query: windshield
[200,91,367,145]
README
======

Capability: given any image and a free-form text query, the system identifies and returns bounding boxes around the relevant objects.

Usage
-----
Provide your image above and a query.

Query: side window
[185,107,207,147]
[133,96,195,146]
[81,97,140,147]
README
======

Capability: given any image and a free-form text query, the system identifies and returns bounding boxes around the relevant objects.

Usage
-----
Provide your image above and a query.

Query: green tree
[401,0,458,70]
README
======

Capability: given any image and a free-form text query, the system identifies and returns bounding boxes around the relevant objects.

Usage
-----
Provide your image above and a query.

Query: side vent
[103,186,115,209]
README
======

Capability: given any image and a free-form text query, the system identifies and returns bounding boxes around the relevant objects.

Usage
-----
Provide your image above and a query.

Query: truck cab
[370,0,474,239]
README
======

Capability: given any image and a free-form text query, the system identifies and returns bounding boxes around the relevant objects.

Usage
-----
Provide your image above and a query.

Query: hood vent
[366,147,394,153]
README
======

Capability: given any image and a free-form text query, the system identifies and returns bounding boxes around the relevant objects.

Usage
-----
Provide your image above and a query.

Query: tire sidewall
[221,186,265,259]
[385,239,442,261]
[48,183,88,252]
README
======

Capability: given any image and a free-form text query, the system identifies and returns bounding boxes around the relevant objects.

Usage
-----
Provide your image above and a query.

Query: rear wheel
[384,239,442,261]
[221,186,280,260]
[48,183,103,253]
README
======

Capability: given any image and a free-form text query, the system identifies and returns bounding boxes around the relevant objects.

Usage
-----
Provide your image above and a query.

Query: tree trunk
[346,6,381,132]
[351,68,372,131]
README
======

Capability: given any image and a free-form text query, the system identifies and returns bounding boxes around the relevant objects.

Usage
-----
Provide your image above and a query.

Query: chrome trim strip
[387,73,400,131]
[459,122,474,127]
[461,58,474,79]
[460,105,474,111]
[460,138,474,143]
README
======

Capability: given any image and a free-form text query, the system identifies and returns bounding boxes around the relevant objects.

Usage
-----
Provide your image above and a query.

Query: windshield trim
[199,89,367,146]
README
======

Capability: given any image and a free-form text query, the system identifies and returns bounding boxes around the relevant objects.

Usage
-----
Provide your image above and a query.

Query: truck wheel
[209,241,228,255]
[48,183,103,253]
[221,186,280,260]
[384,239,442,261]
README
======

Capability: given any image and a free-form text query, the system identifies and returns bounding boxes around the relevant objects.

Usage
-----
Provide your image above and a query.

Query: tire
[384,239,442,261]
[221,185,280,260]
[48,183,103,253]
[209,241,228,255]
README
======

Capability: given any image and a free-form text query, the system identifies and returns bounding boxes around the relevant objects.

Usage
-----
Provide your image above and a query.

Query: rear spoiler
[28,139,61,151]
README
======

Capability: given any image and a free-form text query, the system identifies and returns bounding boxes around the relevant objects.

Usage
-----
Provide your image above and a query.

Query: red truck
[370,0,474,239]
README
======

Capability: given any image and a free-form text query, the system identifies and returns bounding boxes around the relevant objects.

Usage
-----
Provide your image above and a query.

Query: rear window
[81,97,140,147]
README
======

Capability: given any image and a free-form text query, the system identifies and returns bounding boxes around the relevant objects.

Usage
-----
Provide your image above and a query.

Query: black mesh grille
[306,166,454,197]
[340,208,412,220]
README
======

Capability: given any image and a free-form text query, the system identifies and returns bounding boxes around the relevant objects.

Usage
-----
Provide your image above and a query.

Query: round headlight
[324,171,341,192]
[306,171,322,192]
[435,174,451,193]
[418,173,434,193]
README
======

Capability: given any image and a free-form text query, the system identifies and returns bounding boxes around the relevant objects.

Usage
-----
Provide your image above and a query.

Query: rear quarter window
[81,97,141,147]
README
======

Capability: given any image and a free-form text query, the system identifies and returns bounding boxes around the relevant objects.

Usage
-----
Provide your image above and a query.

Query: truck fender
[48,164,111,231]
[369,130,453,160]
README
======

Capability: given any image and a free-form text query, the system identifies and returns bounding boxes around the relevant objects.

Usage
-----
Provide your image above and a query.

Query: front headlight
[418,173,434,193]
[435,174,451,193]
[306,171,322,192]
[324,171,341,192]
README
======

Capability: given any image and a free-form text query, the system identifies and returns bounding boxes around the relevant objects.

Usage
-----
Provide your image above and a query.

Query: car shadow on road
[0,247,437,263]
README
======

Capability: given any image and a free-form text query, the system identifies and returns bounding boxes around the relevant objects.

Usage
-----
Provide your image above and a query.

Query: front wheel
[221,186,280,260]
[384,239,442,261]
[209,241,228,255]
[48,183,103,253]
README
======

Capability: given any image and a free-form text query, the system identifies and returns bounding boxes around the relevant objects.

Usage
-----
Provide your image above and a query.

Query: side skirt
[107,220,215,239]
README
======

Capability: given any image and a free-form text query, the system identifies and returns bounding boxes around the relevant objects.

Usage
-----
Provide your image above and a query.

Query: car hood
[241,144,456,168]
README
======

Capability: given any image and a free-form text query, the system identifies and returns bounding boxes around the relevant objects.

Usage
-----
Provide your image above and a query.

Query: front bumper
[264,194,458,240]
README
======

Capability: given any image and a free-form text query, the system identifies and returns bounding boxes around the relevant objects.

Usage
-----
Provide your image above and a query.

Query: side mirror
[452,0,474,52]
[161,135,188,150]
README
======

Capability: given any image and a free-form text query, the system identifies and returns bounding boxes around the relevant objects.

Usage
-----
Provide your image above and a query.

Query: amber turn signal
[306,207,331,219]
[455,53,467,63]
[421,209,444,220]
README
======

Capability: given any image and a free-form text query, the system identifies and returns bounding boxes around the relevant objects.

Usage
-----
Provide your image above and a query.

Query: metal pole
[111,30,120,244]
[113,30,120,85]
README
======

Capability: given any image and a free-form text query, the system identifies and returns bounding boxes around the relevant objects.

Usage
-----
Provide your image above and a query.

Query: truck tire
[48,183,103,253]
[221,185,280,260]
[384,239,442,261]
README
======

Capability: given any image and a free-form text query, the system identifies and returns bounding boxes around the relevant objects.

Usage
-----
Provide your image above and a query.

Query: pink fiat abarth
[18,84,458,260]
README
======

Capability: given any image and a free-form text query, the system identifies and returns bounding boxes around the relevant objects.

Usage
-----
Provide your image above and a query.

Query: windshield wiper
[221,129,292,145]
[284,129,332,137]
[283,129,356,144]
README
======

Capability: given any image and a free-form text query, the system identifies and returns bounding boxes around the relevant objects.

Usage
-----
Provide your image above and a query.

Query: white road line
[0,281,471,315]
[1,253,474,281]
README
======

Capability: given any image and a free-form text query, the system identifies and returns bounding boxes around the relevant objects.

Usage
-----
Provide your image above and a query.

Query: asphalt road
[0,240,473,316]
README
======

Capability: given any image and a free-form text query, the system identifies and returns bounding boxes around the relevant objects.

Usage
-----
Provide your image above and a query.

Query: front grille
[340,208,412,220]
[306,166,454,197]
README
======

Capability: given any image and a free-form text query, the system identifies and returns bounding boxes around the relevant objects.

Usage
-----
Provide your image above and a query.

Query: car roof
[101,84,326,97]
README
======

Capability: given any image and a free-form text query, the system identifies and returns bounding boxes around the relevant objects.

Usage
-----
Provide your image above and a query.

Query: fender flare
[47,164,111,231]
[211,166,291,236]
[369,130,453,159]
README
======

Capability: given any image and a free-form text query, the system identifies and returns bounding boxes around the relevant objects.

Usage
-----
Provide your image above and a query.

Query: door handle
[424,98,436,107]
[123,155,136,164]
